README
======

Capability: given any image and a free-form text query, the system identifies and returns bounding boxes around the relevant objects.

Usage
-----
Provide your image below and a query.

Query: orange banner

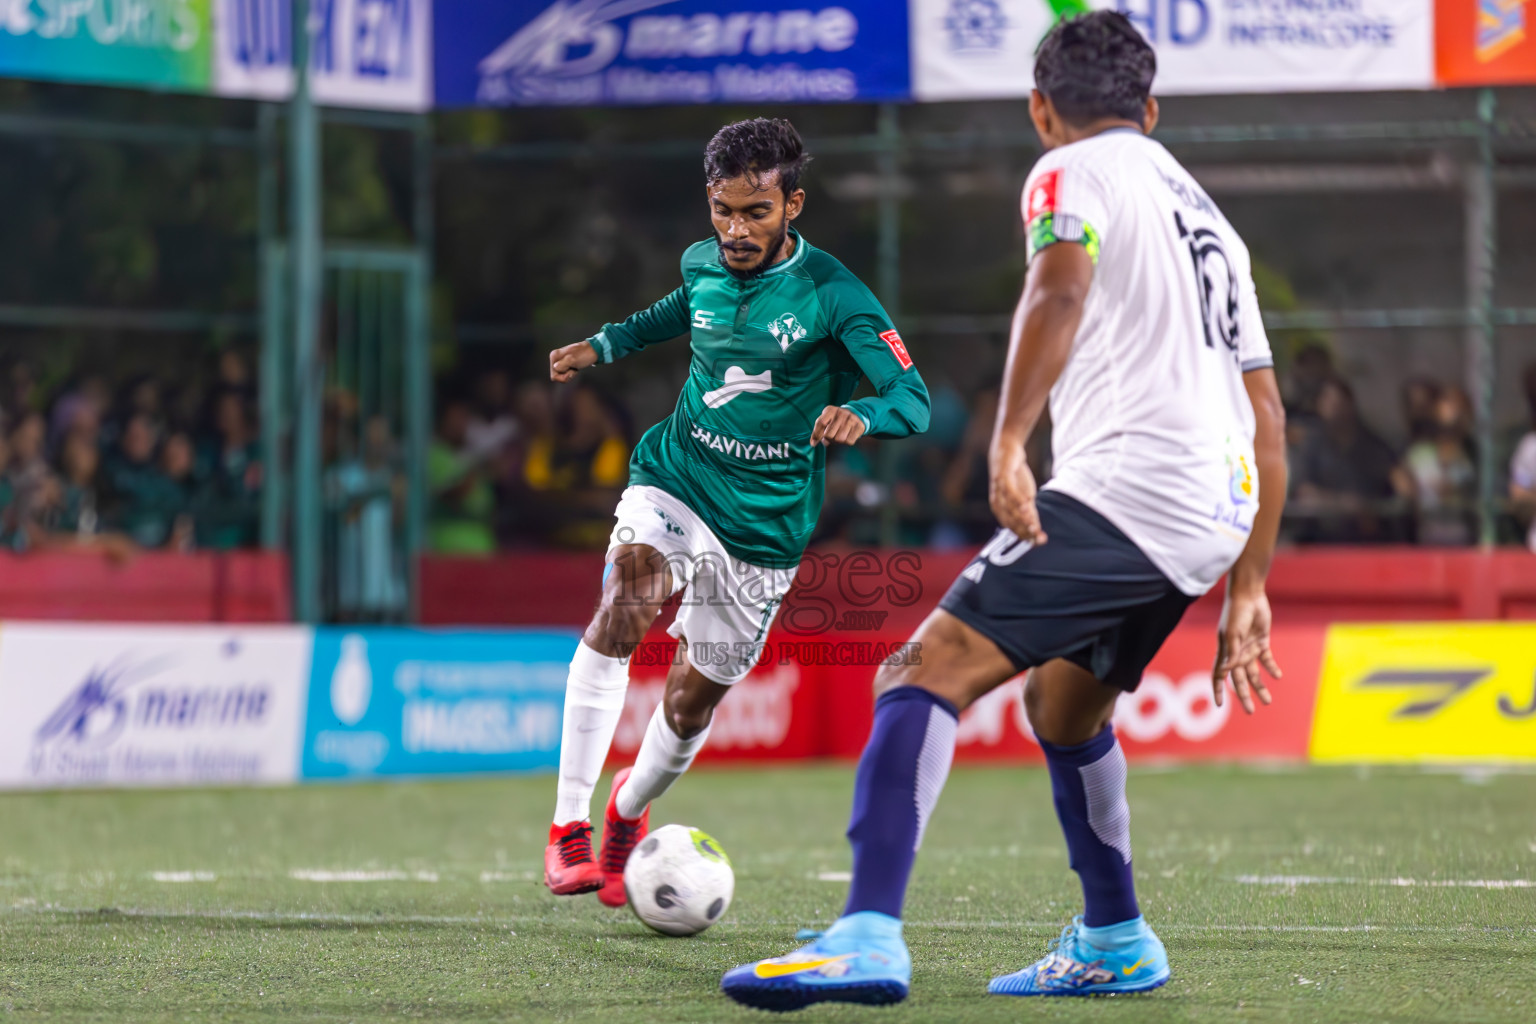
[1438,0,1536,84]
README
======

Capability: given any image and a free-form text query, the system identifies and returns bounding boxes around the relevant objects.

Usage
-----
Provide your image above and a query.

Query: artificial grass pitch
[1,764,1533,1023]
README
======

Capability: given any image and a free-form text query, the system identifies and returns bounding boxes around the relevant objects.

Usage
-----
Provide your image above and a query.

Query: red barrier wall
[0,551,291,622]
[421,546,1533,764]
[421,547,1536,627]
[607,623,1325,765]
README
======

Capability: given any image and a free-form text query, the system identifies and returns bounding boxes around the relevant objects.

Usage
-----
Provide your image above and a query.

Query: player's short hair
[703,118,810,199]
[1034,11,1156,126]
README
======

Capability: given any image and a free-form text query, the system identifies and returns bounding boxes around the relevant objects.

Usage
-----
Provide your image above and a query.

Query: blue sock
[844,687,959,919]
[1039,726,1140,928]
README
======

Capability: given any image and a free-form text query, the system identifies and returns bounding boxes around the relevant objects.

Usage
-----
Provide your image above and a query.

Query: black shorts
[938,491,1195,692]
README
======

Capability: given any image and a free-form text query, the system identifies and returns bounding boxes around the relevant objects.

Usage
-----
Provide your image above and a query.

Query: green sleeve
[588,285,691,364]
[827,279,931,440]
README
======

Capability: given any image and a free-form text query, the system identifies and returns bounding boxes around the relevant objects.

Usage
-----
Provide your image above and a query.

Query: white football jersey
[1022,128,1273,596]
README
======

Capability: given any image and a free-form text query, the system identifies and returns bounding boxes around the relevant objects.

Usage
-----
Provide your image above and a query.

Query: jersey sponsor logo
[693,309,720,330]
[960,561,986,584]
[1025,169,1060,221]
[879,329,915,369]
[689,424,793,462]
[1227,452,1255,506]
[653,507,686,537]
[768,312,809,352]
[702,366,774,408]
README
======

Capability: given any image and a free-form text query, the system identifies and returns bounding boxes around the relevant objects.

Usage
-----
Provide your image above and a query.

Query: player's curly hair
[703,118,811,198]
[1034,11,1156,126]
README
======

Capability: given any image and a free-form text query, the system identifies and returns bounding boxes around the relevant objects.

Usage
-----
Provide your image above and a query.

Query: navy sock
[844,687,959,919]
[1039,726,1140,928]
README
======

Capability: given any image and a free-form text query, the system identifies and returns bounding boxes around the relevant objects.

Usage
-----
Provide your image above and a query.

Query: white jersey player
[724,11,1289,1011]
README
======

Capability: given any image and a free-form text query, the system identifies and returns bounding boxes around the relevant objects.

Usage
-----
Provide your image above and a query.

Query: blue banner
[434,0,910,108]
[302,629,578,780]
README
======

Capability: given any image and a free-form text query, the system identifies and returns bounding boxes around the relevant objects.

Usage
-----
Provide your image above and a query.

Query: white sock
[553,641,630,826]
[614,703,711,820]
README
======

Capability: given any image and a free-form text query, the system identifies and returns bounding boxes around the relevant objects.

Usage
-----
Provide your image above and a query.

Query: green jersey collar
[763,229,809,275]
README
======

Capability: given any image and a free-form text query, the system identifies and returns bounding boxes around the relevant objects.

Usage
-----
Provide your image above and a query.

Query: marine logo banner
[0,623,309,789]
[434,0,911,108]
[1310,624,1536,763]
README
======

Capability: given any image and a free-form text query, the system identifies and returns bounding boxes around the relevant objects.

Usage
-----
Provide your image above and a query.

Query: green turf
[2,765,1534,1023]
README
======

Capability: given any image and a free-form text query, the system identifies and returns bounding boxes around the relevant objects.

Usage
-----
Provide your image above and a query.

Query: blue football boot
[720,911,911,1011]
[988,915,1170,997]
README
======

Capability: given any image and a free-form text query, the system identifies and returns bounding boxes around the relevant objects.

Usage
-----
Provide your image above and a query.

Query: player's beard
[717,218,789,281]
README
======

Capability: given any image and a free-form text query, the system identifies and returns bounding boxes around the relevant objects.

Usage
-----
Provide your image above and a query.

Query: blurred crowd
[1282,348,1536,548]
[486,349,1536,554]
[9,344,1533,568]
[428,368,630,555]
[0,352,261,559]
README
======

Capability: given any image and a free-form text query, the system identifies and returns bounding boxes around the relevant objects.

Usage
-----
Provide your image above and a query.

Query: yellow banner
[1311,624,1536,762]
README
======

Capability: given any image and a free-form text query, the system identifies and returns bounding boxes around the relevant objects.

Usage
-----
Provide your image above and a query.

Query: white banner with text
[910,0,1435,101]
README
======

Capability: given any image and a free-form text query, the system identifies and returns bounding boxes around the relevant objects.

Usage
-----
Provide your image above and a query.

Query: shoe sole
[545,874,603,896]
[990,969,1170,997]
[720,978,908,1012]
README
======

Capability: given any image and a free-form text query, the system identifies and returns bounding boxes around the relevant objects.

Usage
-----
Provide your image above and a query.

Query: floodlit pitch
[1,765,1532,1023]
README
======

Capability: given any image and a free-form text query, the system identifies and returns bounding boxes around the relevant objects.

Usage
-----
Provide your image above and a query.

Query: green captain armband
[1026,211,1101,266]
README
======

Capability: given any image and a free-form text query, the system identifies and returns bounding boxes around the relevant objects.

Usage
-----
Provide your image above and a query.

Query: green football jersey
[587,230,930,569]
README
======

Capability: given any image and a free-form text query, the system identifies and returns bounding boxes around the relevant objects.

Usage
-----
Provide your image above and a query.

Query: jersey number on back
[1175,211,1239,357]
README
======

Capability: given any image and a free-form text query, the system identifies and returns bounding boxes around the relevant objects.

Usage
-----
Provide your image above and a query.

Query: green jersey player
[543,118,931,905]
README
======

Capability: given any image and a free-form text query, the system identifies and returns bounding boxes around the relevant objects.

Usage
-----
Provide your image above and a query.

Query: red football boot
[545,820,602,896]
[598,767,650,908]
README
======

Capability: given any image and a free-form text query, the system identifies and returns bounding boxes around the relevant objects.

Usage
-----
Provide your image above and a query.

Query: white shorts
[606,485,796,685]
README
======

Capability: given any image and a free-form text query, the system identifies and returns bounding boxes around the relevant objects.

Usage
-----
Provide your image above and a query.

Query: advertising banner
[910,0,1435,101]
[608,623,1323,765]
[0,0,214,92]
[614,645,819,762]
[1310,623,1536,763]
[819,623,1324,763]
[301,629,577,779]
[433,0,911,108]
[1436,0,1536,84]
[0,623,309,789]
[213,0,433,110]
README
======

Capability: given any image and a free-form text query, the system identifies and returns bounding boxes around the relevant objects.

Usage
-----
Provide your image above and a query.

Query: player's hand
[550,342,598,382]
[810,406,866,446]
[1213,586,1282,714]
[988,442,1047,545]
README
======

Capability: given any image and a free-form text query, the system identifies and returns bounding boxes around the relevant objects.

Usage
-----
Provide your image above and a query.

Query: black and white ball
[623,824,734,936]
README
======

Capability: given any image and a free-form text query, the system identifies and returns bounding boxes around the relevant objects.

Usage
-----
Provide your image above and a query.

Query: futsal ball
[623,824,734,936]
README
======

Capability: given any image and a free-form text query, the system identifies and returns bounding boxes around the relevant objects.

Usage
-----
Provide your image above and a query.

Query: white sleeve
[1236,273,1274,373]
[1022,155,1111,265]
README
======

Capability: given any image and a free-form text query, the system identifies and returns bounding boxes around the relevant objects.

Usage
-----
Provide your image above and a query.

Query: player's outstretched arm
[989,242,1093,545]
[575,284,694,373]
[1213,367,1288,713]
